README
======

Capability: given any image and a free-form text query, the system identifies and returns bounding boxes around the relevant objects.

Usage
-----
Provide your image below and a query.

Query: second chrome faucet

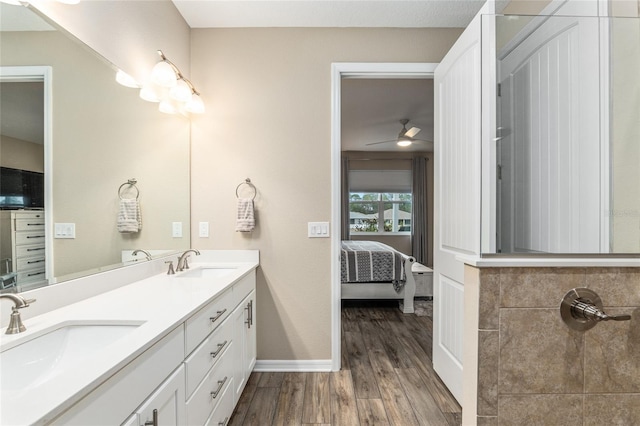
[176,249,200,272]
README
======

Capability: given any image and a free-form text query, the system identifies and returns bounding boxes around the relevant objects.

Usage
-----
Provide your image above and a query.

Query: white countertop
[0,258,259,426]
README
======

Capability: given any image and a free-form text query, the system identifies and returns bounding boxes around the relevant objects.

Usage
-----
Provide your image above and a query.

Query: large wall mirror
[489,13,640,255]
[0,4,191,291]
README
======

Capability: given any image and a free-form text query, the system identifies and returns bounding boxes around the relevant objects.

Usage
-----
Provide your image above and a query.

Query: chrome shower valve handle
[561,288,631,331]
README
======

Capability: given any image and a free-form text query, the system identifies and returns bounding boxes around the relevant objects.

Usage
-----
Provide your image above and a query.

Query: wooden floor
[229,300,462,426]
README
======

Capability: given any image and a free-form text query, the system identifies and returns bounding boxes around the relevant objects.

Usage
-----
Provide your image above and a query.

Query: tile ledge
[457,255,640,268]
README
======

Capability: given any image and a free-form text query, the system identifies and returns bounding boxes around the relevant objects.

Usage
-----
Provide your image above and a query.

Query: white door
[433,6,486,404]
[497,13,602,253]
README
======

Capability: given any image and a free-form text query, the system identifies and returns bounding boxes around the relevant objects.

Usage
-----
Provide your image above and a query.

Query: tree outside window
[349,192,412,234]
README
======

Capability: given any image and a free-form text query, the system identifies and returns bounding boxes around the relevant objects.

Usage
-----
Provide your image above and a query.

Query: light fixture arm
[156,50,200,96]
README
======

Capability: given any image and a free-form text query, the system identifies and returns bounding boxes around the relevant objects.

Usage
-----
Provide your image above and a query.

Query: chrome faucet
[132,249,152,261]
[1,294,36,334]
[177,249,200,272]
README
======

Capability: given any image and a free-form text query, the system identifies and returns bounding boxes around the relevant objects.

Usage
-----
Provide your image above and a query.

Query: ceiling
[172,0,486,29]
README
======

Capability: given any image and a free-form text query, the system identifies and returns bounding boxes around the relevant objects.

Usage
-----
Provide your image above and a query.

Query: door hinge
[497,83,502,97]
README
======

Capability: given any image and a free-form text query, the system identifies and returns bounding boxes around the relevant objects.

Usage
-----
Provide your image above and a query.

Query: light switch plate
[172,222,183,238]
[199,222,209,238]
[308,222,330,238]
[54,223,75,239]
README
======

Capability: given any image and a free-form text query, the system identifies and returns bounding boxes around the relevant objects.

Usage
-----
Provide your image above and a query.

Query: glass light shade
[397,138,412,147]
[116,70,139,88]
[150,61,177,88]
[159,99,178,114]
[139,82,162,103]
[169,79,192,103]
[185,94,205,114]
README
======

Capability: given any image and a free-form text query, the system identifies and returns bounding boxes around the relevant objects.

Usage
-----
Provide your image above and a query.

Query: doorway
[330,63,437,370]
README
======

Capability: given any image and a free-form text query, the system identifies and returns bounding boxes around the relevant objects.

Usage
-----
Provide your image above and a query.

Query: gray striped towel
[118,198,142,233]
[235,198,255,232]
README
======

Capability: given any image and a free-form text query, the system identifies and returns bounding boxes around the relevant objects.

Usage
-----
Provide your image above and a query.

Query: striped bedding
[341,241,407,286]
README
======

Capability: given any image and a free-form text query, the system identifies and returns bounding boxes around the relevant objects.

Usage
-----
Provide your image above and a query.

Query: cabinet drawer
[16,255,46,271]
[185,288,233,355]
[13,211,44,220]
[204,377,234,426]
[185,315,234,398]
[232,270,256,307]
[15,231,46,246]
[186,343,234,426]
[16,243,46,258]
[15,218,45,231]
[17,268,46,283]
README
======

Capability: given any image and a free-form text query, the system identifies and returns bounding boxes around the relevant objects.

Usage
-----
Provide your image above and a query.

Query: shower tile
[584,394,640,426]
[499,308,584,394]
[477,415,498,425]
[585,307,640,393]
[584,268,640,306]
[477,330,498,416]
[498,394,582,426]
[500,268,585,308]
[479,268,500,330]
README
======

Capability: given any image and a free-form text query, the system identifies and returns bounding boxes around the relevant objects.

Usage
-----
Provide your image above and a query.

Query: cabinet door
[136,365,186,426]
[232,290,256,405]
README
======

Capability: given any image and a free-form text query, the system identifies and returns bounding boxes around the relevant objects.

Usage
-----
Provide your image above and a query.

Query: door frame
[0,66,53,284]
[330,62,438,371]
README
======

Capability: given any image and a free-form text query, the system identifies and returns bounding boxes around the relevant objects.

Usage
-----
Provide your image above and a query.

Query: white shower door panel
[498,15,601,253]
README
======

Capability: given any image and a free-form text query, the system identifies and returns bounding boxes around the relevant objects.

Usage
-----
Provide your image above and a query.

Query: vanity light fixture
[115,70,139,88]
[137,50,205,114]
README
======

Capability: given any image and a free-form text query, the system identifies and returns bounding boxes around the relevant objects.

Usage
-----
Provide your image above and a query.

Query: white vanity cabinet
[51,268,257,426]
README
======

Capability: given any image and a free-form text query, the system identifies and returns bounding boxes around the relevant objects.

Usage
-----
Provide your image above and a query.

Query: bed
[341,240,424,313]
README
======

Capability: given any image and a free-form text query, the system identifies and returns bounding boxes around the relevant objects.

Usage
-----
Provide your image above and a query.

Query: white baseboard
[253,359,333,372]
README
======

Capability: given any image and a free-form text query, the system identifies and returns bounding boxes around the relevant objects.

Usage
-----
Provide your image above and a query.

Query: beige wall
[0,135,43,172]
[611,16,640,252]
[470,266,640,425]
[1,31,190,279]
[190,27,461,361]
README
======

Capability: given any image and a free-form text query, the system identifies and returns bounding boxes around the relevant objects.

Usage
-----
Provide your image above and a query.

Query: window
[349,192,412,234]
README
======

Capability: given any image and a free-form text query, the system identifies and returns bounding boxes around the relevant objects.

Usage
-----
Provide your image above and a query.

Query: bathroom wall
[0,135,43,172]
[189,27,462,361]
[470,266,640,425]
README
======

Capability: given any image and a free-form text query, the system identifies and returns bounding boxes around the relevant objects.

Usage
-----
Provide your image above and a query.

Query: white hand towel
[235,198,255,232]
[118,198,141,233]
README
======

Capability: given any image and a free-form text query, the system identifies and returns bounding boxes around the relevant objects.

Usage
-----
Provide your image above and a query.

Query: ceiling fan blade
[404,126,421,138]
[411,139,433,144]
[365,139,396,146]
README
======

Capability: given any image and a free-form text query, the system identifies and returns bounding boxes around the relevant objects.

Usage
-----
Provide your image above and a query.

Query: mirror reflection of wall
[494,14,640,255]
[0,4,191,290]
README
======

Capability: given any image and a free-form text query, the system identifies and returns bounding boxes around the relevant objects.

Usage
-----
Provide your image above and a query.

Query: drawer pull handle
[26,247,45,252]
[26,235,45,239]
[210,376,228,399]
[27,271,45,277]
[209,309,227,324]
[245,300,253,328]
[26,223,43,226]
[218,416,229,426]
[144,409,158,426]
[210,340,228,359]
[27,259,45,264]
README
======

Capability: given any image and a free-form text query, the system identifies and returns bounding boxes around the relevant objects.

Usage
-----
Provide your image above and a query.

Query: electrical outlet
[172,222,183,238]
[199,222,209,238]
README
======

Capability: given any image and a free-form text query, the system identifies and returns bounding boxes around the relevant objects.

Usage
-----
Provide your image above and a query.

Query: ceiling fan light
[397,138,412,147]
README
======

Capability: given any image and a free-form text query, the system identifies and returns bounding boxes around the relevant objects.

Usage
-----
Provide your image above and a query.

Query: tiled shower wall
[473,267,640,425]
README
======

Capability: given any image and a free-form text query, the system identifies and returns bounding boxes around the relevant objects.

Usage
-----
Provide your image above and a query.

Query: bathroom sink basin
[177,267,236,279]
[1,322,141,394]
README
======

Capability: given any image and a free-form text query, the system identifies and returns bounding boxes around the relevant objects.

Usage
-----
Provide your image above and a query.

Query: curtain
[412,156,428,264]
[341,156,350,240]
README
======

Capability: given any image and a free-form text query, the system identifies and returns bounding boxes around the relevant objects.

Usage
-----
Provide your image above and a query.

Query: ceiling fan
[366,119,431,147]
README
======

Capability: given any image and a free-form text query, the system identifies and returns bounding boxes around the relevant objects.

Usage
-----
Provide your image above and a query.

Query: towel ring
[235,178,257,200]
[118,178,140,200]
